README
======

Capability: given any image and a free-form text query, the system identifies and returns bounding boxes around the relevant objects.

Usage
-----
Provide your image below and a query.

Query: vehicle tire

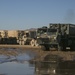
[34,40,39,47]
[41,45,49,51]
[41,45,46,51]
[61,46,66,51]
[70,46,75,51]
[45,45,50,51]
[30,39,35,47]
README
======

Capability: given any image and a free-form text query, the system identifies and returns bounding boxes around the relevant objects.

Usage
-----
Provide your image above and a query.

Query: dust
[63,9,75,23]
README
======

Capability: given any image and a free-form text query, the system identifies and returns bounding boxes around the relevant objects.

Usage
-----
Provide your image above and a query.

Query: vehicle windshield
[37,28,47,34]
[26,33,29,37]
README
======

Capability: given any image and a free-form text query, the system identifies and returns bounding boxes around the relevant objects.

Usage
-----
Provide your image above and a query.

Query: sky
[0,0,75,30]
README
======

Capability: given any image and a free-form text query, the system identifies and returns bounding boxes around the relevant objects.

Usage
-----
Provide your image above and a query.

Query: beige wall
[8,30,18,37]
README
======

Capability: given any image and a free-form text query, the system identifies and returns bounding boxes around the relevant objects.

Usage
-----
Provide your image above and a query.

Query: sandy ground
[0,45,40,49]
[0,45,75,61]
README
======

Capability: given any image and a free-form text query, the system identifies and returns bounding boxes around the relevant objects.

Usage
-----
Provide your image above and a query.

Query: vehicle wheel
[45,45,50,51]
[70,46,75,51]
[34,40,39,47]
[41,45,49,51]
[30,39,35,46]
[41,46,46,51]
[58,45,66,51]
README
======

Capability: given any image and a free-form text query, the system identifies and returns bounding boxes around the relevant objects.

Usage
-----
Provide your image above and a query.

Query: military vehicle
[0,30,18,44]
[49,23,75,51]
[38,23,75,51]
[0,29,37,45]
[34,26,51,49]
[17,27,49,47]
[18,29,36,45]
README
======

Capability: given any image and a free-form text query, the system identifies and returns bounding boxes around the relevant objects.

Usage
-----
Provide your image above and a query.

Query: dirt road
[0,45,40,50]
[0,45,75,61]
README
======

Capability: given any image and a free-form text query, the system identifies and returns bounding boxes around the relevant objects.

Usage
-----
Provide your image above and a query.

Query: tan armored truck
[18,29,37,46]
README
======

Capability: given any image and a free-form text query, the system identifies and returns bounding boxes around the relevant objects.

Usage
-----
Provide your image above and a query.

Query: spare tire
[34,40,39,47]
